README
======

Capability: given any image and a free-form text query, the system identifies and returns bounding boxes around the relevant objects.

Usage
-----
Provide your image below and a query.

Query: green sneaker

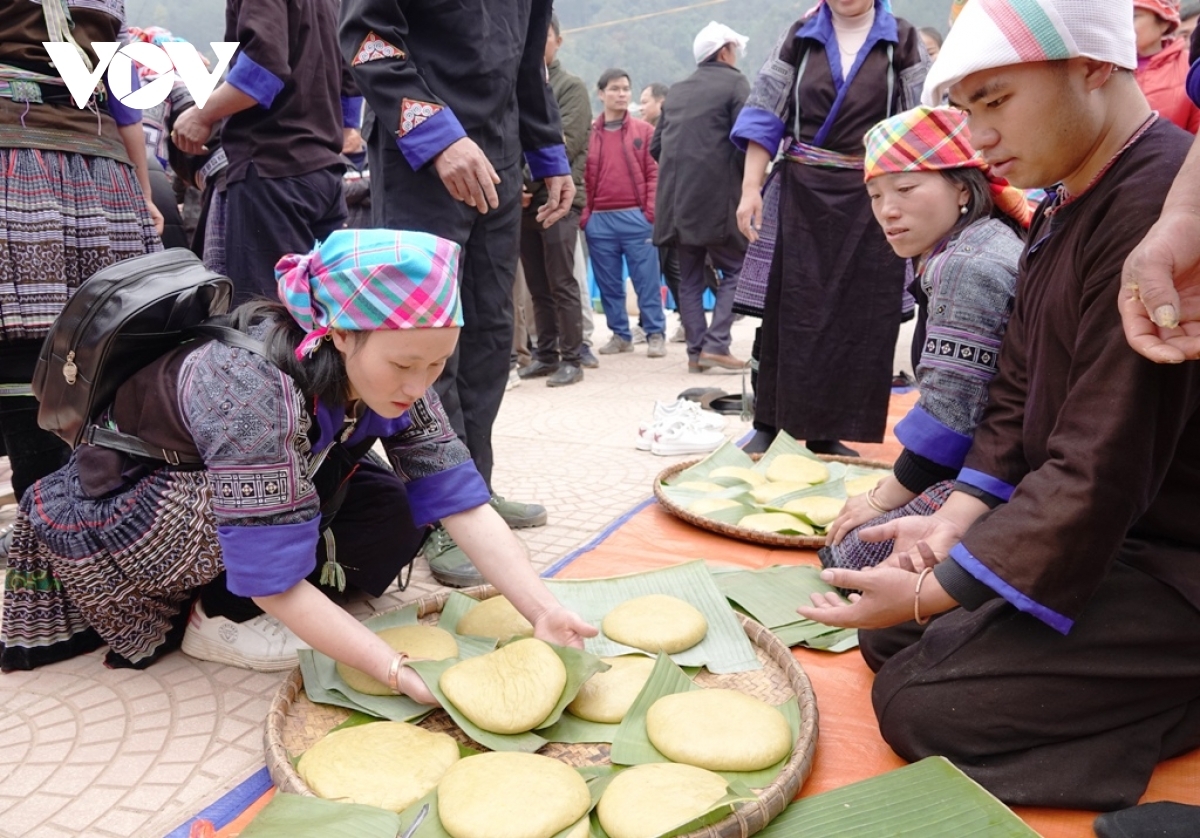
[422,526,484,588]
[489,494,548,529]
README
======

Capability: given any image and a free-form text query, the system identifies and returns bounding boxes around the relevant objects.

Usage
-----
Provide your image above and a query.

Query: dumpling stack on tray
[654,432,891,546]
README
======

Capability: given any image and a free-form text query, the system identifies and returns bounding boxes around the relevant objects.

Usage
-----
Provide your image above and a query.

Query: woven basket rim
[654,453,892,549]
[264,586,818,838]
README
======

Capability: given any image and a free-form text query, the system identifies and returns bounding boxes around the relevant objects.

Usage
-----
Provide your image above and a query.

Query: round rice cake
[597,763,729,838]
[646,688,792,771]
[674,480,726,493]
[437,752,591,838]
[686,497,742,516]
[778,496,844,528]
[602,595,708,654]
[567,655,656,723]
[456,595,534,643]
[738,511,815,535]
[765,454,830,485]
[336,624,459,695]
[438,638,566,733]
[297,722,459,812]
[708,466,766,486]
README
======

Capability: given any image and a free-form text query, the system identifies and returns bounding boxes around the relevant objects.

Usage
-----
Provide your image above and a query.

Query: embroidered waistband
[784,140,864,170]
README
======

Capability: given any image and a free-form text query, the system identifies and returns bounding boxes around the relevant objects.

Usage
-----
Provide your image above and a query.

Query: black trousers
[0,339,70,503]
[224,163,348,304]
[520,208,583,365]
[861,560,1200,810]
[368,132,523,487]
[659,246,681,311]
[201,458,426,622]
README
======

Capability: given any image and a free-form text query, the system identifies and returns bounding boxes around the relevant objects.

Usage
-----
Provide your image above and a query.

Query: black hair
[919,27,944,48]
[597,68,631,91]
[550,13,560,38]
[644,82,669,100]
[939,167,1026,239]
[216,300,367,410]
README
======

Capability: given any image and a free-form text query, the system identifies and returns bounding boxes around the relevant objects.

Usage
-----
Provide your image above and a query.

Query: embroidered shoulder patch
[353,31,406,65]
[399,98,443,137]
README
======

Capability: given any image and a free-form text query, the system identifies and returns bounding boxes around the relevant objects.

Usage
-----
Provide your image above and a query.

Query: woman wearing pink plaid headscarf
[822,106,1025,572]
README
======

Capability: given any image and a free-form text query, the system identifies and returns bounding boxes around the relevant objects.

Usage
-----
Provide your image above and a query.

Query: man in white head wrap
[799,0,1200,816]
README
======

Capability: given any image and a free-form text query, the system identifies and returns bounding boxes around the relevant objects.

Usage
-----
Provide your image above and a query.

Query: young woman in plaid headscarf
[2,229,595,697]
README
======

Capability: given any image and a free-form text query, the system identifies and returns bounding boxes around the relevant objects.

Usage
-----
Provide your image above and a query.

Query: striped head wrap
[922,0,1137,105]
[1134,0,1182,34]
[276,229,463,360]
[863,106,1034,228]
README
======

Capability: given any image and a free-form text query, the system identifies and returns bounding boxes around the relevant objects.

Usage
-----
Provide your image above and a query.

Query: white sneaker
[632,325,647,345]
[181,601,307,672]
[650,419,727,457]
[636,400,725,450]
[506,367,521,390]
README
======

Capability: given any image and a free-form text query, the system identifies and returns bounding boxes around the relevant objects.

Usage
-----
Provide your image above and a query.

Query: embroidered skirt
[0,147,161,342]
[820,480,955,572]
[1,461,222,671]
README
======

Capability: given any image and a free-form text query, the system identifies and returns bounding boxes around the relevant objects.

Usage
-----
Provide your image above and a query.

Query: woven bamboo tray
[265,586,818,838]
[654,454,892,549]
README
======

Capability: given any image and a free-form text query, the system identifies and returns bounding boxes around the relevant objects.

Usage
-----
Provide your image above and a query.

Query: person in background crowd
[639,80,685,342]
[518,14,590,388]
[823,105,1026,571]
[0,0,164,563]
[173,0,360,304]
[582,68,667,359]
[731,0,929,458]
[802,0,1200,813]
[1133,0,1200,133]
[919,26,943,60]
[1,230,596,681]
[339,0,574,587]
[652,22,751,374]
[343,104,372,229]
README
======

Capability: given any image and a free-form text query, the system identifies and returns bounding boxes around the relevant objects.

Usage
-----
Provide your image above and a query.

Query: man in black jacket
[339,0,575,587]
[652,22,751,373]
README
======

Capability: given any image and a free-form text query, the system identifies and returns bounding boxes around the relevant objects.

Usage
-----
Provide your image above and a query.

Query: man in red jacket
[582,69,667,358]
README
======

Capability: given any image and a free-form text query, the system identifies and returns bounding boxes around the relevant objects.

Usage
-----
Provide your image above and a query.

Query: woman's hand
[797,562,958,629]
[827,492,883,546]
[859,512,964,570]
[398,666,440,706]
[736,188,763,243]
[531,605,598,650]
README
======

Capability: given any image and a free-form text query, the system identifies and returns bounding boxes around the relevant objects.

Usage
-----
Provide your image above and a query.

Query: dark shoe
[698,352,746,371]
[489,494,548,528]
[422,526,484,588]
[1094,802,1200,838]
[518,359,559,380]
[547,364,583,387]
[806,439,861,457]
[678,387,726,403]
[891,370,916,388]
[579,345,600,369]
[598,335,634,355]
[741,430,776,454]
[646,334,667,358]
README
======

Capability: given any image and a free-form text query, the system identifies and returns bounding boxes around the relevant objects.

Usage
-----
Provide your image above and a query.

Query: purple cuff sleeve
[226,53,286,108]
[957,468,1016,502]
[894,405,974,470]
[525,145,570,180]
[730,106,785,154]
[949,543,1074,634]
[219,517,319,598]
[105,66,141,126]
[406,461,491,527]
[342,95,364,129]
[1188,58,1200,108]
[397,107,468,170]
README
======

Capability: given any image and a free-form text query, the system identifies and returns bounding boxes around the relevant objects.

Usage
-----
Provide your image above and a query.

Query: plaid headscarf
[276,229,463,360]
[923,0,1137,105]
[1134,0,1182,34]
[863,106,1034,228]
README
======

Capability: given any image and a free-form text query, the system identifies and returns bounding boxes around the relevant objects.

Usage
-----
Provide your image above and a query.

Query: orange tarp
[553,391,1200,837]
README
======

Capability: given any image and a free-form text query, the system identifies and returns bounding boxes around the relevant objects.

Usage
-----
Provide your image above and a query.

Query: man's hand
[434,137,500,214]
[736,187,763,243]
[1121,210,1200,363]
[536,175,576,227]
[342,127,364,155]
[171,106,214,155]
[531,605,598,650]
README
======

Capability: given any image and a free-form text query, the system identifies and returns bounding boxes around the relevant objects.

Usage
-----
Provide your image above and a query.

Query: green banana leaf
[238,793,401,838]
[755,757,1040,837]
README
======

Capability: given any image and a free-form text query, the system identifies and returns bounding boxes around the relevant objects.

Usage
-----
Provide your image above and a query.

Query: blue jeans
[584,208,666,340]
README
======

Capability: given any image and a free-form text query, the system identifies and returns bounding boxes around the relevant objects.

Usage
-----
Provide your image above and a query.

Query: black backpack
[33,248,260,465]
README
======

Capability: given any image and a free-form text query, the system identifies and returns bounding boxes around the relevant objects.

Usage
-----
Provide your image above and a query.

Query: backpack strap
[81,324,269,466]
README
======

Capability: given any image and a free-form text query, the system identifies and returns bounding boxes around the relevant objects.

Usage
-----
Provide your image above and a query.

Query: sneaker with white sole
[650,419,726,456]
[181,601,307,672]
[635,399,725,449]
